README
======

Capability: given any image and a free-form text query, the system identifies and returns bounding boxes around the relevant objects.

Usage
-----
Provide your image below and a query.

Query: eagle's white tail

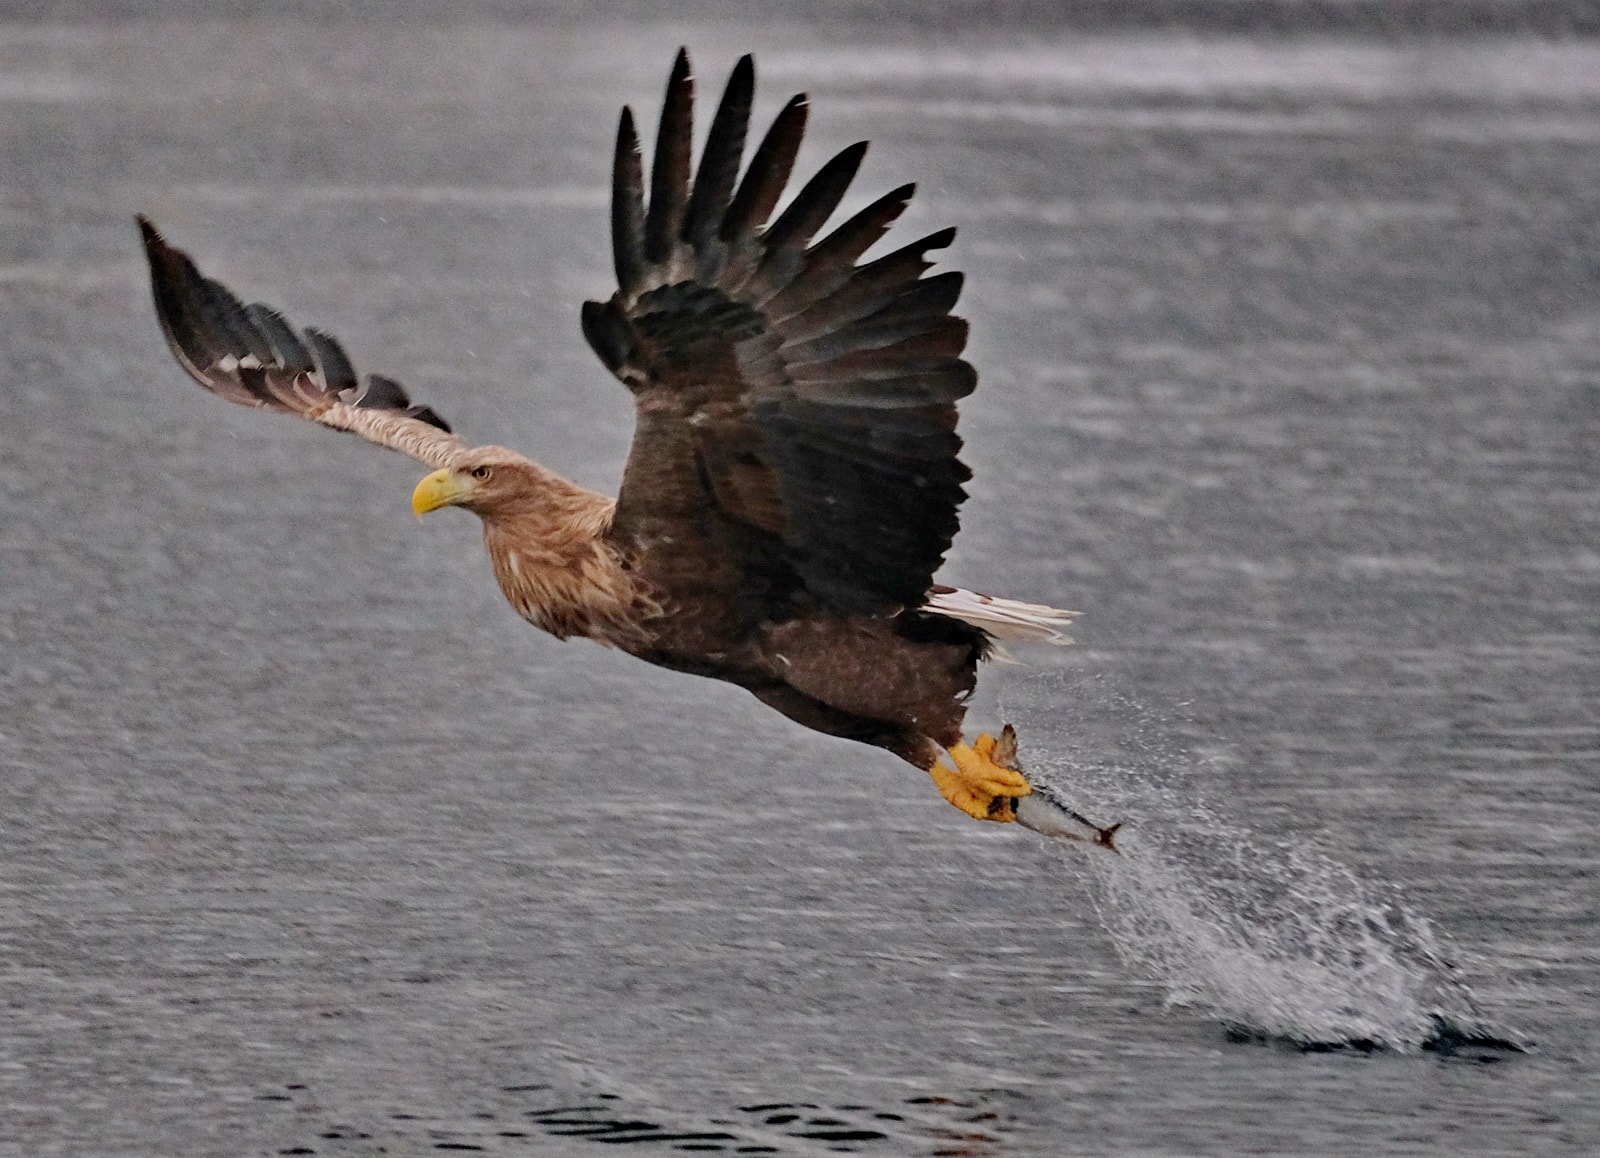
[922,586,1078,646]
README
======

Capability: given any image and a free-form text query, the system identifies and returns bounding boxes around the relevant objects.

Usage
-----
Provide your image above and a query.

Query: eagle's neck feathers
[476,466,653,645]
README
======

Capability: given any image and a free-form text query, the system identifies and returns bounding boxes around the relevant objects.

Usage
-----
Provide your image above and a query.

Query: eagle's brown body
[465,450,982,770]
[138,50,1089,825]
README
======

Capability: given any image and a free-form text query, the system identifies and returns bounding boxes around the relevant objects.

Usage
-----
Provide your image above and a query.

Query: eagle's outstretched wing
[139,216,465,470]
[583,51,975,615]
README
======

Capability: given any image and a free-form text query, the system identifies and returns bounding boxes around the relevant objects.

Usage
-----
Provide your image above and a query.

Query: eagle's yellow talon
[930,728,1033,822]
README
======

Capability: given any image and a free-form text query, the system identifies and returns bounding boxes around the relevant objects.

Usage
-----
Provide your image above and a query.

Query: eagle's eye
[470,465,492,481]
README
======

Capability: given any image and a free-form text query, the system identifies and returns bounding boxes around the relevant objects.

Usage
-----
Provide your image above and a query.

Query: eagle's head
[410,446,542,519]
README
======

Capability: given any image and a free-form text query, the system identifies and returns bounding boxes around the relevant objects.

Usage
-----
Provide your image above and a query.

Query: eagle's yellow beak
[411,468,471,517]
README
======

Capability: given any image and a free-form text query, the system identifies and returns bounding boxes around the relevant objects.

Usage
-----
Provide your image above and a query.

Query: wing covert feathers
[592,51,979,615]
[139,216,464,470]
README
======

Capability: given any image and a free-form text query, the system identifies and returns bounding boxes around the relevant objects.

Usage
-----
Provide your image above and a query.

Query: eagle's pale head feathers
[411,446,546,519]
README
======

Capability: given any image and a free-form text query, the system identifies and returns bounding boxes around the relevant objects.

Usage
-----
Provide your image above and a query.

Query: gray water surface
[2,10,1597,1156]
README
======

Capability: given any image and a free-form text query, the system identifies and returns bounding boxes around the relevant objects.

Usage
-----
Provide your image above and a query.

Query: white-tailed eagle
[141,50,1114,836]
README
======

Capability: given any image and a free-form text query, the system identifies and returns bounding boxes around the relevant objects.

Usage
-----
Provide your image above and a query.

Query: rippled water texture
[2,9,1597,1156]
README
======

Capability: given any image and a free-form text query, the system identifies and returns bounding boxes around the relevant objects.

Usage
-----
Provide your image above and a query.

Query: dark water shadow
[263,1081,1020,1156]
[1220,1013,1529,1063]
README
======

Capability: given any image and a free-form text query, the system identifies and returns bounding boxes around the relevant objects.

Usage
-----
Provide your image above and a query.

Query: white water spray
[1005,671,1512,1052]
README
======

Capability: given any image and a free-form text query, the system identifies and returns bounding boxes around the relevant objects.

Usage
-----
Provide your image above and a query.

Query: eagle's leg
[929,724,1032,823]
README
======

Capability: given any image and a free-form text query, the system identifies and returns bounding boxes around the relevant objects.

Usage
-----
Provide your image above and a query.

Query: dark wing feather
[245,303,316,372]
[721,94,808,245]
[762,183,914,322]
[747,140,869,299]
[610,108,648,298]
[139,216,462,466]
[585,53,976,615]
[683,53,753,259]
[643,48,693,268]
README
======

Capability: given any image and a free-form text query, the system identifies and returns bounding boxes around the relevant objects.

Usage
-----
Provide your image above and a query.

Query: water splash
[1083,819,1494,1050]
[1004,671,1518,1054]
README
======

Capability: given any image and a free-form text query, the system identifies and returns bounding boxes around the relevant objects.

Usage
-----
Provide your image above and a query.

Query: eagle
[139,50,1108,835]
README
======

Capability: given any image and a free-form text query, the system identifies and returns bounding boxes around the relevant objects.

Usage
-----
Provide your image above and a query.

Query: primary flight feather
[141,49,1087,825]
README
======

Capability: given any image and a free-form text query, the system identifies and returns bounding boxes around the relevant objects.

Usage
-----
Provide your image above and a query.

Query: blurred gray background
[1,3,1597,1155]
